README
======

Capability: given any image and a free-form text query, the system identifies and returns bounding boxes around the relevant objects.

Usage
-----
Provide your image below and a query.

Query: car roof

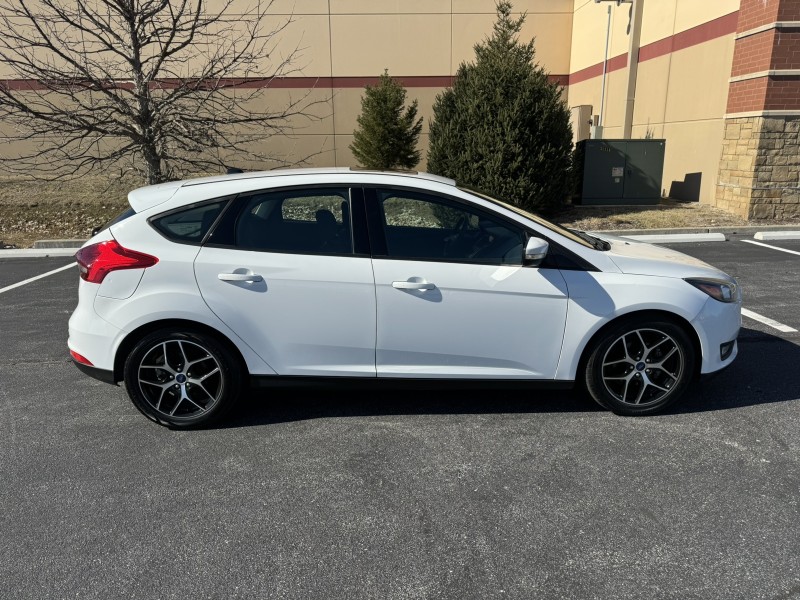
[180,167,456,188]
[127,168,456,213]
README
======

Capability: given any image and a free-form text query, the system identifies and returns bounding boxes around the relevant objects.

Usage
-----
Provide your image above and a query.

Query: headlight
[685,278,739,303]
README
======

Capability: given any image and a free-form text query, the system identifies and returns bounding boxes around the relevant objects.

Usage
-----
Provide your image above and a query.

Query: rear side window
[234,188,353,254]
[150,200,228,244]
[93,207,136,236]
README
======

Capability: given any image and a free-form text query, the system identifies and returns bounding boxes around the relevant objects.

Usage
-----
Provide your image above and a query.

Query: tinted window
[94,207,136,235]
[151,200,228,244]
[235,188,352,254]
[377,190,525,264]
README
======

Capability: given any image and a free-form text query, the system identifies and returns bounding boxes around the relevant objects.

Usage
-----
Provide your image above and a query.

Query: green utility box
[574,139,666,205]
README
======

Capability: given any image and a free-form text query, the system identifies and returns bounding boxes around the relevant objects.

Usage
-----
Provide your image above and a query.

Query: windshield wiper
[567,228,611,251]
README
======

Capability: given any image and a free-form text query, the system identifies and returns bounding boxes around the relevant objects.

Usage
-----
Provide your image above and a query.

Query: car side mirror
[524,237,549,267]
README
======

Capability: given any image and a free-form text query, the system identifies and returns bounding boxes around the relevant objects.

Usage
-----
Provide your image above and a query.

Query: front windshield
[460,187,596,249]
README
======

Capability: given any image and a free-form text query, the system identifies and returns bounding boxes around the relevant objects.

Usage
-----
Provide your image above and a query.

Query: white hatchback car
[69,168,741,427]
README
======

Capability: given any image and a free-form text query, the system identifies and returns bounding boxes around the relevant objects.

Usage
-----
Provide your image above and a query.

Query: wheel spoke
[651,368,678,386]
[604,358,631,366]
[633,380,647,404]
[177,341,189,369]
[651,346,678,369]
[186,355,214,369]
[621,335,633,360]
[635,330,647,352]
[647,380,670,393]
[193,381,216,402]
[196,367,220,383]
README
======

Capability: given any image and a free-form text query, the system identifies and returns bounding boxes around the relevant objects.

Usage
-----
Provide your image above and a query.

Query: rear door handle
[392,280,436,291]
[218,272,263,283]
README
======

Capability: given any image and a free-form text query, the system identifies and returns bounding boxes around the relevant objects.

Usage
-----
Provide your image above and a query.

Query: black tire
[123,328,243,428]
[584,317,695,416]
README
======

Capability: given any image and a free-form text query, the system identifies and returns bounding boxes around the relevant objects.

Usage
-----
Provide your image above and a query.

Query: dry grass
[2,177,799,248]
[551,199,768,232]
[0,176,137,248]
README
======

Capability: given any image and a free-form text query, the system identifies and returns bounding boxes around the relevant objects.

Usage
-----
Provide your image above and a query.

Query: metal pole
[598,4,612,132]
[623,0,644,138]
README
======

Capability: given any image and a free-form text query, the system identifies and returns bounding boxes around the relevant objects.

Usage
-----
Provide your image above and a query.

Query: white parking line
[741,308,798,333]
[741,239,800,257]
[0,263,76,295]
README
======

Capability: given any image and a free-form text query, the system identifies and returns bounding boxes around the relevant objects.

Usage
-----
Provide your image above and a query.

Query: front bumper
[691,296,741,374]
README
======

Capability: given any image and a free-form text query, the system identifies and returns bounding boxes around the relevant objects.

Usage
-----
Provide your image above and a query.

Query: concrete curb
[33,239,86,249]
[754,231,800,241]
[593,225,800,243]
[0,248,77,258]
[620,233,727,243]
[594,225,800,236]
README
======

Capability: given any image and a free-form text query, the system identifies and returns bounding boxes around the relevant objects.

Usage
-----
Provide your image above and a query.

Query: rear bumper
[71,359,118,385]
[68,280,123,372]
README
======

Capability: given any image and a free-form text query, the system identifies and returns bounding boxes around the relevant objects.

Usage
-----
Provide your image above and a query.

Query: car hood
[591,232,730,279]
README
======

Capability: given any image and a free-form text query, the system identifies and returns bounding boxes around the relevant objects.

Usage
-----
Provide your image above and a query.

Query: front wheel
[584,319,695,416]
[123,329,243,428]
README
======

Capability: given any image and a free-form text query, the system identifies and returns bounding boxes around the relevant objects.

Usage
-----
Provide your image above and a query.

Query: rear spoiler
[127,181,183,213]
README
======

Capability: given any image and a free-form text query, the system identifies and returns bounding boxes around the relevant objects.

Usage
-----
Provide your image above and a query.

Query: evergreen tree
[350,71,423,170]
[427,2,573,213]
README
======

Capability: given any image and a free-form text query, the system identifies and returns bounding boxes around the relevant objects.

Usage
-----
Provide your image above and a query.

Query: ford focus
[69,168,741,427]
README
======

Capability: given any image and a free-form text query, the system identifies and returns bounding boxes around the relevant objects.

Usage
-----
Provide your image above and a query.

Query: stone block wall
[716,117,800,219]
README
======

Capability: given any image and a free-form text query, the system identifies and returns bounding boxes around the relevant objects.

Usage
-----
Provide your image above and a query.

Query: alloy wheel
[600,328,685,406]
[137,339,224,419]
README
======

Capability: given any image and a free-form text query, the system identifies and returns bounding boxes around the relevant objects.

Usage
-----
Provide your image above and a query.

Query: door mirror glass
[524,237,549,266]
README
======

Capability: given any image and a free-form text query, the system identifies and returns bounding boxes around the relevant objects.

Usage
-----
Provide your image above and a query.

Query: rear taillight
[75,240,158,284]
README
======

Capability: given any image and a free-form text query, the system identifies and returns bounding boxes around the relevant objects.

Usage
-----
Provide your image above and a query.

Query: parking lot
[1,237,799,600]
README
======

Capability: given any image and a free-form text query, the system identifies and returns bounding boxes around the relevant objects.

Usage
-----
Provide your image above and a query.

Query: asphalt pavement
[0,241,798,600]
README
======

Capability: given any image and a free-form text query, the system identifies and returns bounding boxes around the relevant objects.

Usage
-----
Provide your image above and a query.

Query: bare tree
[0,0,325,184]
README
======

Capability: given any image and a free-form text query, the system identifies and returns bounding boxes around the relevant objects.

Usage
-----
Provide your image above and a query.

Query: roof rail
[347,167,455,186]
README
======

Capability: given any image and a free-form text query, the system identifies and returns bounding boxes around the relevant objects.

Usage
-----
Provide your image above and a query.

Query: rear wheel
[123,329,242,428]
[585,318,695,415]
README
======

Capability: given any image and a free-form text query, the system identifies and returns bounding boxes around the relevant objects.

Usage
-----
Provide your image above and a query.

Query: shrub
[427,2,573,214]
[350,71,423,170]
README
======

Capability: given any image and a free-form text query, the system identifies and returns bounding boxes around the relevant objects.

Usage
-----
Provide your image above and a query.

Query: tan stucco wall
[0,1,574,171]
[568,0,738,203]
[2,0,743,197]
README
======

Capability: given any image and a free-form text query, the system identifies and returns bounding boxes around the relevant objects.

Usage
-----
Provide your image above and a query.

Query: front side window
[376,189,525,264]
[235,188,352,254]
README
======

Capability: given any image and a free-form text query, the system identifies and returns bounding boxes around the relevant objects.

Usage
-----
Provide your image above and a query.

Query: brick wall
[727,78,769,113]
[729,29,800,76]
[728,77,800,113]
[778,0,800,19]
[736,0,781,33]
[716,0,800,219]
[763,77,800,109]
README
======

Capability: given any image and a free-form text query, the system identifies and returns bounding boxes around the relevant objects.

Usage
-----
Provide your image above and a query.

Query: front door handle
[218,272,264,283]
[392,280,436,291]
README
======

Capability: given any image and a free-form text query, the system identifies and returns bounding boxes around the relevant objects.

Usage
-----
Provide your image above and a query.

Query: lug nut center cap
[176,374,187,384]
[636,362,646,371]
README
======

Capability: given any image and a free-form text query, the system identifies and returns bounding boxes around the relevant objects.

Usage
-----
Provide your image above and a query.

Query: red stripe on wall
[570,11,739,86]
[640,12,739,61]
[569,53,628,86]
[1,74,567,91]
